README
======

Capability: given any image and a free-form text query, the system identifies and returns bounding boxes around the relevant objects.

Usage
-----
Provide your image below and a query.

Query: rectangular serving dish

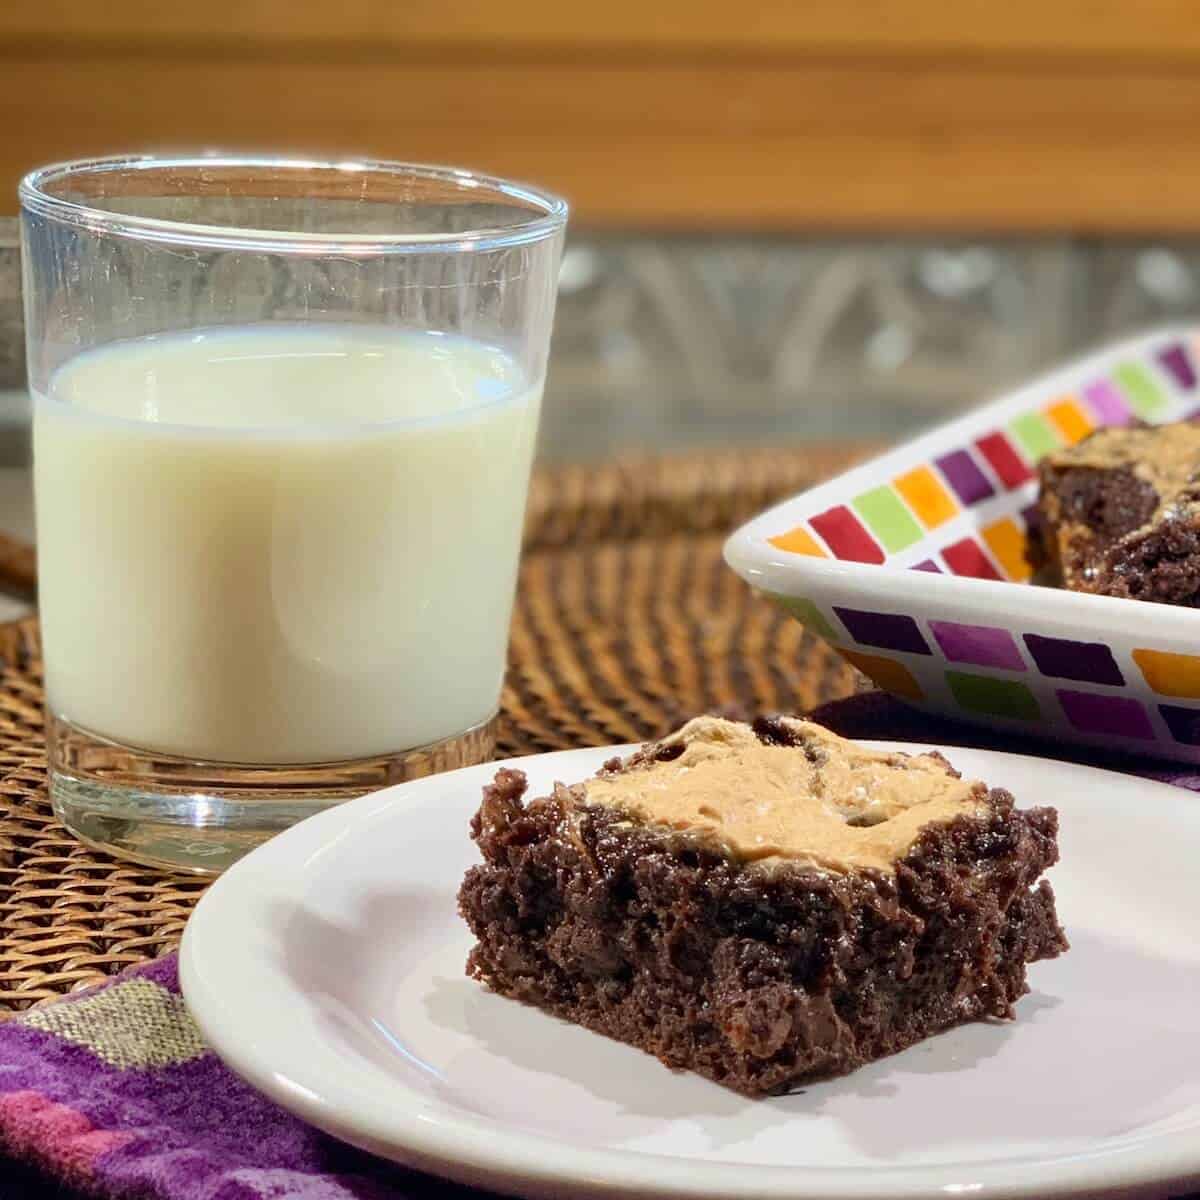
[725,326,1200,763]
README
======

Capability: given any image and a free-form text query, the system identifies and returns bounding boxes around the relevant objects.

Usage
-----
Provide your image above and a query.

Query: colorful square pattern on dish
[766,337,1199,585]
[748,333,1200,759]
[893,466,957,530]
[779,591,1200,750]
[1044,397,1093,444]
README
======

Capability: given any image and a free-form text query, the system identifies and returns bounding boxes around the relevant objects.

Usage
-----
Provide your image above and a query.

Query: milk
[34,323,541,763]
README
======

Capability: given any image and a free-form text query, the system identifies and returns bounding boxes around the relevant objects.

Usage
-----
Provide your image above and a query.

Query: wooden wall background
[4,1,1200,231]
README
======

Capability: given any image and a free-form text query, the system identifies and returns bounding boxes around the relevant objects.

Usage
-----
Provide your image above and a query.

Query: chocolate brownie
[457,716,1067,1097]
[1029,420,1200,603]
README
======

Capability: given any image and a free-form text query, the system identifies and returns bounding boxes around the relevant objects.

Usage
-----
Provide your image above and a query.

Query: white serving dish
[725,327,1200,762]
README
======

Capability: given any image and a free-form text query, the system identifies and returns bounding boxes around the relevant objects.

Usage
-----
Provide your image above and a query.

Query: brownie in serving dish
[457,716,1067,1097]
[1028,420,1200,603]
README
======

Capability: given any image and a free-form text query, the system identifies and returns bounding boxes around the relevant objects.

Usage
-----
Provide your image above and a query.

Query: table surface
[1,442,1197,1200]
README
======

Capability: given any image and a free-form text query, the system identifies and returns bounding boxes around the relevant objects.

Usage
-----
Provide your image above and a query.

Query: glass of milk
[20,155,567,873]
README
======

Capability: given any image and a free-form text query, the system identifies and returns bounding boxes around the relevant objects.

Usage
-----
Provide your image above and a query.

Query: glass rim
[18,154,569,254]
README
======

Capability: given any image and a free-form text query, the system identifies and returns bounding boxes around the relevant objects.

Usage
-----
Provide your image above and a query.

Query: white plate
[181,743,1200,1200]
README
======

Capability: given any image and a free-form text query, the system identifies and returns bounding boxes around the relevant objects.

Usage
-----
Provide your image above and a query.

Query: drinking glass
[20,154,566,873]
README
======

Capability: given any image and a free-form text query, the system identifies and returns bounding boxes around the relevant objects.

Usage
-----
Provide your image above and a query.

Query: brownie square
[1029,421,1200,604]
[457,716,1067,1097]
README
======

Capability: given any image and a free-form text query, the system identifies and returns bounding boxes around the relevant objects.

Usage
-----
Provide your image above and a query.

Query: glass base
[46,712,497,876]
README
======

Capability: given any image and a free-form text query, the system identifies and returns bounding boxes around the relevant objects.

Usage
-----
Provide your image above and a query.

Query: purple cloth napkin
[0,954,478,1199]
[3,693,1198,1200]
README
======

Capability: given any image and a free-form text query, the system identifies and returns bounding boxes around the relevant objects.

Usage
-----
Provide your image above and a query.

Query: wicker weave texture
[0,448,862,1014]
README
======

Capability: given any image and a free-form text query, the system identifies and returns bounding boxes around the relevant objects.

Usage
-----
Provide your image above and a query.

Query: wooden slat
[6,54,1200,231]
[14,56,1200,139]
[5,0,1200,59]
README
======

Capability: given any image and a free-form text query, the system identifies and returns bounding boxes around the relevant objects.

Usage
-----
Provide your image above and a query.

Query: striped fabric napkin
[0,954,477,1199]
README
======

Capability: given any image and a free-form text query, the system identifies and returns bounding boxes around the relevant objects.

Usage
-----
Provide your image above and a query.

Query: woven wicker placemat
[0,445,866,1015]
